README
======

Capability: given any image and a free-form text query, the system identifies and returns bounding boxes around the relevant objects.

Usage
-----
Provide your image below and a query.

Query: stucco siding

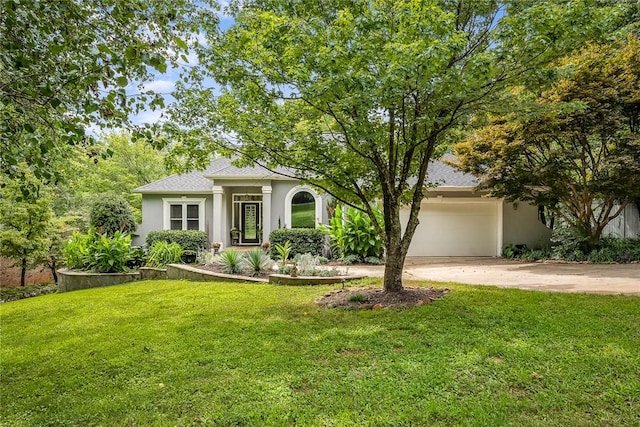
[134,194,213,246]
[502,201,552,249]
[603,203,640,239]
[271,181,299,229]
[134,195,164,245]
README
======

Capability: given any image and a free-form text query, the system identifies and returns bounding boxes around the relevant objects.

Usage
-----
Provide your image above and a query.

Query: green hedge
[146,230,208,263]
[269,228,325,257]
[89,196,136,236]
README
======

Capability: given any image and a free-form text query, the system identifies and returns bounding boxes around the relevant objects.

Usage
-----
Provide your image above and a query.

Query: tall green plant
[273,241,292,268]
[321,205,384,261]
[146,241,184,268]
[85,231,132,273]
[62,231,92,270]
[63,229,132,273]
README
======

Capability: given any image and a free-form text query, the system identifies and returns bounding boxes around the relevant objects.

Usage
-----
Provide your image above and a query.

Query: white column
[262,185,272,243]
[212,185,224,245]
[496,199,504,257]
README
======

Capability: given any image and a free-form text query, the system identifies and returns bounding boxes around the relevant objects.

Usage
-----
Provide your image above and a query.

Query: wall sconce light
[512,202,518,211]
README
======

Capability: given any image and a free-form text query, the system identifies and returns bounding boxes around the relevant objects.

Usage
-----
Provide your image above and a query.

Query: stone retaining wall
[139,267,168,280]
[57,269,140,292]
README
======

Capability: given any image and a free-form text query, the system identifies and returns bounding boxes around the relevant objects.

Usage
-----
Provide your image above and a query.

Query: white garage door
[400,202,498,256]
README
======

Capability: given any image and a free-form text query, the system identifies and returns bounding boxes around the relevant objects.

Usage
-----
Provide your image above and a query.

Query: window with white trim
[163,198,206,231]
[284,186,322,229]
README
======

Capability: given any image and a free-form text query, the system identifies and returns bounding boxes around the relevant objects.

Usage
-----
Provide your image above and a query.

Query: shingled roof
[134,155,478,193]
[424,154,479,187]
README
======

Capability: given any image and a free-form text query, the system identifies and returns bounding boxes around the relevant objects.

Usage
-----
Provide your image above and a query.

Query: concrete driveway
[340,257,640,295]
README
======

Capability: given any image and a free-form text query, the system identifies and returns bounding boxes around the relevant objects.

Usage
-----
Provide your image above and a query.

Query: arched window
[291,191,316,228]
[284,186,322,229]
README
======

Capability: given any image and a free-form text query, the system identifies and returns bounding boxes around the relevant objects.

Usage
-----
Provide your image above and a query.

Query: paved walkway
[338,257,640,295]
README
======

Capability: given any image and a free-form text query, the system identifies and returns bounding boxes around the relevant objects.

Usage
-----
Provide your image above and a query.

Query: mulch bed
[315,287,449,309]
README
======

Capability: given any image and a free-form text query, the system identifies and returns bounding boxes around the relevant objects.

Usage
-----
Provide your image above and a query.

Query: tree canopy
[55,133,167,221]
[454,36,640,251]
[166,0,632,291]
[0,0,215,189]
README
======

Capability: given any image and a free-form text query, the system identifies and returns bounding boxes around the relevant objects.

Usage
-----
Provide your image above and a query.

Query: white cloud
[140,79,175,93]
[133,108,167,125]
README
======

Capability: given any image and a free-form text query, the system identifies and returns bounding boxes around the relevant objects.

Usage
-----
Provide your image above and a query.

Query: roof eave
[133,190,213,195]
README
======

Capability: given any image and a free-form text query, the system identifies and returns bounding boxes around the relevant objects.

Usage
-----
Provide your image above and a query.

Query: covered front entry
[212,185,273,248]
[400,200,501,257]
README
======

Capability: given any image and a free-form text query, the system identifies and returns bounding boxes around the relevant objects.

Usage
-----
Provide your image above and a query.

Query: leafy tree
[55,133,167,221]
[0,171,53,287]
[166,0,630,291]
[90,196,137,236]
[454,37,640,252]
[41,215,87,285]
[0,0,216,191]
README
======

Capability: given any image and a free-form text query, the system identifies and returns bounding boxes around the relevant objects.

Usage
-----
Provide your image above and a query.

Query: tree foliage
[454,37,640,251]
[0,170,53,287]
[0,0,215,190]
[166,0,631,291]
[55,133,167,221]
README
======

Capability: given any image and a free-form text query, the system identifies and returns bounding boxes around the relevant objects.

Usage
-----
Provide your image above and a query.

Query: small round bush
[90,196,136,236]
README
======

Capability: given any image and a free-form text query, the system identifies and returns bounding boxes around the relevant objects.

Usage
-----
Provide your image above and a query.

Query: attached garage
[401,199,501,257]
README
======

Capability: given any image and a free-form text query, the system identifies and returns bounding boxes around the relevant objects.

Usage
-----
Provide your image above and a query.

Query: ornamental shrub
[241,247,273,276]
[269,228,325,258]
[62,228,132,273]
[89,196,136,236]
[146,241,184,268]
[85,231,132,273]
[320,205,384,260]
[62,231,92,270]
[217,249,244,274]
[146,230,208,263]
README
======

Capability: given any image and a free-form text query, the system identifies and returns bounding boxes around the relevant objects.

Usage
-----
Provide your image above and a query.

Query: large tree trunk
[20,258,26,288]
[382,200,411,292]
[384,245,407,292]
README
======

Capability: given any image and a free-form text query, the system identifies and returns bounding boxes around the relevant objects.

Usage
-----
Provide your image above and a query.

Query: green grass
[1,280,639,426]
[291,202,315,228]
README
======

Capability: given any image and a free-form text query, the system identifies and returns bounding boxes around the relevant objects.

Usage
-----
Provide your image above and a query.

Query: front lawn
[1,280,638,426]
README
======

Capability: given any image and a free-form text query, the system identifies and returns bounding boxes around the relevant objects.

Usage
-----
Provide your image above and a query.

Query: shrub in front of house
[269,228,325,258]
[89,196,136,236]
[146,230,209,263]
[586,237,640,263]
[62,229,132,273]
[146,241,184,268]
[515,237,640,263]
[320,204,384,261]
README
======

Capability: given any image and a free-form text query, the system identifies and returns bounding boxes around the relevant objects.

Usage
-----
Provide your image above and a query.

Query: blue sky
[125,11,236,128]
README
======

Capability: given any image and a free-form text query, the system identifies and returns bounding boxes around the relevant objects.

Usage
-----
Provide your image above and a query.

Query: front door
[241,203,260,244]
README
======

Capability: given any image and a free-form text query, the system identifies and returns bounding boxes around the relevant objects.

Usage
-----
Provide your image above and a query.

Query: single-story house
[133,157,554,256]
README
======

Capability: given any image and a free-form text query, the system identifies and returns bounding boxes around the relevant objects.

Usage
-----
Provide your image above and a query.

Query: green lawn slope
[1,280,638,426]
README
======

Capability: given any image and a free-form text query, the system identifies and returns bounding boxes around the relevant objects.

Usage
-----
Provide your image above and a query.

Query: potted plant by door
[230,228,240,245]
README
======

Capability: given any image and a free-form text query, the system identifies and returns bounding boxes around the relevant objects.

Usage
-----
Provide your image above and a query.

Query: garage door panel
[400,202,497,257]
